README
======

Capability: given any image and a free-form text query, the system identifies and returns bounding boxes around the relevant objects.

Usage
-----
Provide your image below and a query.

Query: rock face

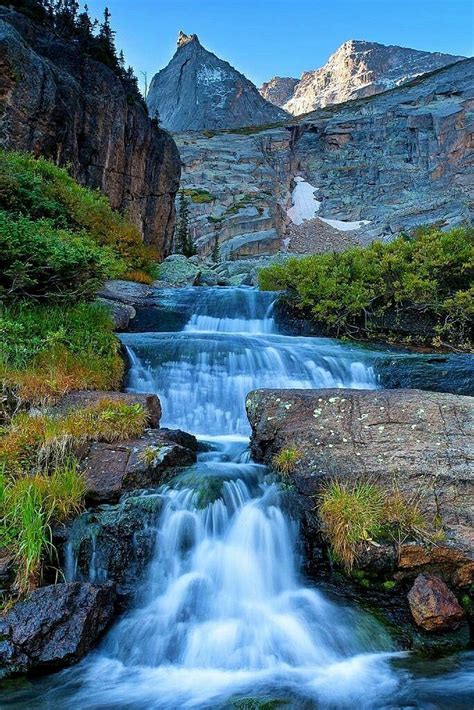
[408,574,465,631]
[176,58,473,257]
[0,8,180,253]
[147,32,288,131]
[246,388,474,583]
[264,40,464,115]
[0,582,115,676]
[259,77,299,107]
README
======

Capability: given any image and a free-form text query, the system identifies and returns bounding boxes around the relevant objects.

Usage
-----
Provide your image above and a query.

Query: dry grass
[272,446,301,475]
[123,269,155,285]
[318,479,434,571]
[0,399,149,474]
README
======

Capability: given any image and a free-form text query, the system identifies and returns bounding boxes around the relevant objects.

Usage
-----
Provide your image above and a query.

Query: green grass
[182,188,215,204]
[259,225,474,350]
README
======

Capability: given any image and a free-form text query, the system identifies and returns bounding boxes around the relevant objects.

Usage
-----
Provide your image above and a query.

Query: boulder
[0,582,115,677]
[156,254,201,287]
[408,574,465,632]
[51,391,162,429]
[82,428,198,503]
[97,280,154,306]
[65,495,163,603]
[96,297,136,331]
[246,388,474,583]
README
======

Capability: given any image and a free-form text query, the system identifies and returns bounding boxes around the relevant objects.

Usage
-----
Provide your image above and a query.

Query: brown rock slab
[407,574,465,632]
[82,428,197,503]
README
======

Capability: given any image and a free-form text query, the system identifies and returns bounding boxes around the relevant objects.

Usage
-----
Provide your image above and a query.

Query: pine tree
[176,192,197,257]
[211,236,220,263]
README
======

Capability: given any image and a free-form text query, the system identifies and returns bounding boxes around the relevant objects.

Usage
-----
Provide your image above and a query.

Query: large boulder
[97,280,154,306]
[246,388,474,586]
[82,428,198,503]
[96,297,136,331]
[156,254,201,287]
[408,574,465,632]
[0,582,115,677]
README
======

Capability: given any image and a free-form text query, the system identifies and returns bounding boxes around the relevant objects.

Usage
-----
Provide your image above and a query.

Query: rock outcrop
[0,8,180,253]
[0,582,115,677]
[263,40,464,115]
[177,58,473,257]
[259,77,299,107]
[147,32,288,131]
[246,388,474,585]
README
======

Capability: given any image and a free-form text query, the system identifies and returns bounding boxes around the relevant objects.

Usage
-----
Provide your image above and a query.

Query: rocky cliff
[259,76,299,108]
[262,40,464,116]
[0,8,181,253]
[147,32,288,131]
[177,58,473,259]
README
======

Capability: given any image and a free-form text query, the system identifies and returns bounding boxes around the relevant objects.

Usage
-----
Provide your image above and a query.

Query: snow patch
[197,67,228,84]
[319,217,371,232]
[287,177,321,225]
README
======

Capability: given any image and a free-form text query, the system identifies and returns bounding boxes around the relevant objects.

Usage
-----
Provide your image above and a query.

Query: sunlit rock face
[262,40,465,115]
[146,32,289,131]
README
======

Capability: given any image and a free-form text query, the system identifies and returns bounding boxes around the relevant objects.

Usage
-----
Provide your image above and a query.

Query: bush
[318,480,433,571]
[259,226,474,349]
[0,151,158,286]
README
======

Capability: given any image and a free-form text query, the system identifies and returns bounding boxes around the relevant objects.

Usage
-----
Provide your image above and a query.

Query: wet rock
[0,553,14,597]
[82,428,197,504]
[0,582,115,677]
[407,574,465,632]
[96,298,136,331]
[65,495,163,603]
[246,388,474,583]
[51,391,162,429]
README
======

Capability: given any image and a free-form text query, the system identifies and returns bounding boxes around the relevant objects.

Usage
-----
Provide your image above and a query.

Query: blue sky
[86,0,473,90]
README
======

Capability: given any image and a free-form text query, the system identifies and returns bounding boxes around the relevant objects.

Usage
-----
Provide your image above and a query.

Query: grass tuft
[272,446,301,474]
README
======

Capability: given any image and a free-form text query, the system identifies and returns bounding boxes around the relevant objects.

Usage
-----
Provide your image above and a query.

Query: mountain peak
[147,35,288,131]
[177,31,199,48]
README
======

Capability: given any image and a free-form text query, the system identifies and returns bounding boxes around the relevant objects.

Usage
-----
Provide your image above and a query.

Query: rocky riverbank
[246,387,474,652]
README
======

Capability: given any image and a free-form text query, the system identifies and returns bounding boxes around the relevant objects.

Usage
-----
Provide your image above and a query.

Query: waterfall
[8,287,472,709]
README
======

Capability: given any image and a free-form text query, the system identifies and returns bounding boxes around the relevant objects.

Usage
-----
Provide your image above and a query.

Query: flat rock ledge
[50,390,162,429]
[0,582,115,678]
[246,387,473,638]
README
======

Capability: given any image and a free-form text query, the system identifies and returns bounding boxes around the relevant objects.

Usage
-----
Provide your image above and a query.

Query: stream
[2,287,473,709]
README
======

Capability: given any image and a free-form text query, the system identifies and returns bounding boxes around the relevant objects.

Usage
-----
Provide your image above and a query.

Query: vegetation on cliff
[0,150,153,596]
[259,226,473,350]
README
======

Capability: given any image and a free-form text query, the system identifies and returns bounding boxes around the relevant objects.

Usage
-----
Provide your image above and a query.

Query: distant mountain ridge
[147,31,288,131]
[260,40,465,115]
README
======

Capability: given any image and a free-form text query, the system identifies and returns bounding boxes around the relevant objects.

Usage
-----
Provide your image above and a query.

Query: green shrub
[259,226,474,349]
[0,211,123,301]
[0,150,158,281]
[182,188,215,204]
[272,446,301,474]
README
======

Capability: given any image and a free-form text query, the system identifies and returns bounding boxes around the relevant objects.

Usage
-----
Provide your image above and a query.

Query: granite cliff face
[177,58,473,258]
[262,40,465,116]
[0,8,181,253]
[147,32,288,131]
[259,77,299,108]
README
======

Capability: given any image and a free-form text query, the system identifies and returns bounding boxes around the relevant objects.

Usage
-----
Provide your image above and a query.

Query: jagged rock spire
[177,31,199,48]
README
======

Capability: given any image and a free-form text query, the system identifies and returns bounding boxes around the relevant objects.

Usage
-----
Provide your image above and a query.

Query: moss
[382,580,397,591]
[182,188,215,204]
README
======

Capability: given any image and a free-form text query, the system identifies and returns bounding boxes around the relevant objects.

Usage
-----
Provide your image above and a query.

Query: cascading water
[4,287,473,709]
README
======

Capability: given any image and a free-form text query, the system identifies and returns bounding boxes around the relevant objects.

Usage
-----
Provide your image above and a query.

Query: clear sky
[86,0,473,90]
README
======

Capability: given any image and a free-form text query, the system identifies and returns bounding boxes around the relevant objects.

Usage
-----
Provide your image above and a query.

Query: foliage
[318,480,432,571]
[0,302,123,407]
[0,459,85,593]
[272,446,301,475]
[122,270,155,285]
[211,236,221,263]
[259,226,474,349]
[0,151,158,287]
[175,191,197,257]
[182,188,215,204]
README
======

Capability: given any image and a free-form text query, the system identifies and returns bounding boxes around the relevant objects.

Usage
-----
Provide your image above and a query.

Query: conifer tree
[176,192,197,257]
[211,235,220,263]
